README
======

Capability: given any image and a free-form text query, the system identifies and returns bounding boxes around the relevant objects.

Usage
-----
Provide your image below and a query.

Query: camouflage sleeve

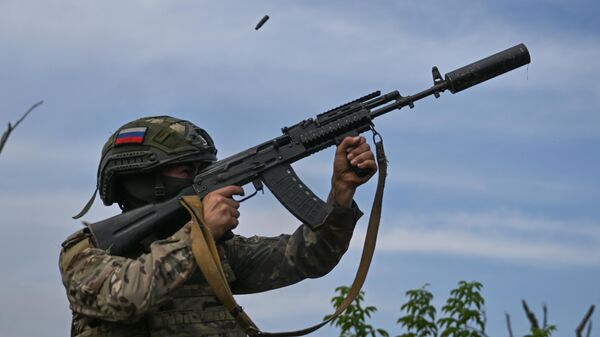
[58,223,197,322]
[224,202,362,294]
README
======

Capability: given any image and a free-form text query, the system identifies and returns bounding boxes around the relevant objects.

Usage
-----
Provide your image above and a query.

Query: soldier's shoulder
[61,227,93,250]
[59,227,94,272]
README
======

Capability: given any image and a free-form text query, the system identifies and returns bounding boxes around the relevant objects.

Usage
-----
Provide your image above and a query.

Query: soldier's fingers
[352,148,375,162]
[347,143,372,161]
[337,136,364,155]
[224,214,239,228]
[230,208,240,219]
[230,218,239,229]
[215,185,245,198]
[221,197,240,209]
[356,159,377,170]
[216,202,239,219]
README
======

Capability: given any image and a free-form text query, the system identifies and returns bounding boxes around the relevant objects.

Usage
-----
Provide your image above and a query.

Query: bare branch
[13,100,43,129]
[522,300,540,330]
[0,124,14,155]
[0,123,12,154]
[505,312,514,337]
[0,101,43,156]
[576,305,595,337]
[585,320,592,337]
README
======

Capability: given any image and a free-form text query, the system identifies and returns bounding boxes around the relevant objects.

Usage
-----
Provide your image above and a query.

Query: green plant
[328,281,592,337]
[524,325,557,337]
[327,286,390,337]
[519,301,557,337]
[437,281,486,337]
[397,284,438,337]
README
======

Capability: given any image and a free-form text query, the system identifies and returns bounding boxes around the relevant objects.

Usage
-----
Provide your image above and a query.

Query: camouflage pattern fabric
[59,204,361,337]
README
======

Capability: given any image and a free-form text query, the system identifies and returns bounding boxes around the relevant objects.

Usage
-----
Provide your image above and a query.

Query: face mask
[118,173,193,211]
[161,175,194,197]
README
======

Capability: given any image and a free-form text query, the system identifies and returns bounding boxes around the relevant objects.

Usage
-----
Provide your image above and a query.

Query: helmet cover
[98,116,217,206]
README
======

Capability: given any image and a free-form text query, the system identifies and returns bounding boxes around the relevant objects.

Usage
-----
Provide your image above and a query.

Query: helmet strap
[72,187,98,219]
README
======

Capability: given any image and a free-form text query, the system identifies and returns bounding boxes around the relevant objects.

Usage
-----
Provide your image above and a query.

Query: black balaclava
[117,172,193,212]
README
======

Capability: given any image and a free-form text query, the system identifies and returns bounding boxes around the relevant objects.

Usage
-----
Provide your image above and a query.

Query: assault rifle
[89,44,531,256]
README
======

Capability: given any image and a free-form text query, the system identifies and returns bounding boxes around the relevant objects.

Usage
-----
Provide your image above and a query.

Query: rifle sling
[180,139,387,337]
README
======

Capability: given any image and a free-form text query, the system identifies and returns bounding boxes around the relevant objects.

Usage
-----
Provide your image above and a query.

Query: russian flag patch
[115,127,147,145]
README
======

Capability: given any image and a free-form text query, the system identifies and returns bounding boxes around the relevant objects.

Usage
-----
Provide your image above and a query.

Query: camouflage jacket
[59,203,362,337]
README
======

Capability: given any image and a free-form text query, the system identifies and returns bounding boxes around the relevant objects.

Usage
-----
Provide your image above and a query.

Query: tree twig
[585,320,592,337]
[505,312,514,337]
[543,303,548,328]
[521,300,540,330]
[576,305,595,337]
[0,100,43,156]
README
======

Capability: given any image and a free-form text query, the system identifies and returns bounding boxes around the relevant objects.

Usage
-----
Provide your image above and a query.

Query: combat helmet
[97,116,217,207]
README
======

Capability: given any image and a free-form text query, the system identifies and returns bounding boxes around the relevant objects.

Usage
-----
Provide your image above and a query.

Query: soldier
[59,116,376,337]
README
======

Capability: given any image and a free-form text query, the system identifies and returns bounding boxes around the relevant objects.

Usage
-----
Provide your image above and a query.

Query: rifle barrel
[370,43,531,118]
[445,43,530,93]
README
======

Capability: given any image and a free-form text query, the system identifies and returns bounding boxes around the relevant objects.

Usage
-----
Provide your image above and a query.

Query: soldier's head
[97,116,217,211]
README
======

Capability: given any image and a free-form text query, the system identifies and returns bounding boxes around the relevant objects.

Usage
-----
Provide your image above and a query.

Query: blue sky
[1,1,599,336]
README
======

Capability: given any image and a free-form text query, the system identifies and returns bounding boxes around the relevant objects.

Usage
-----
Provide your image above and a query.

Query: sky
[0,0,599,336]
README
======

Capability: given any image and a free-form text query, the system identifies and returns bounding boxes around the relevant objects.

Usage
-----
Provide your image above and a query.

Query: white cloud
[0,3,598,337]
[1,1,594,91]
[389,165,599,204]
[216,199,600,268]
[235,203,303,238]
[268,156,598,208]
[0,138,100,169]
[2,0,599,143]
[0,190,120,229]
[364,210,600,267]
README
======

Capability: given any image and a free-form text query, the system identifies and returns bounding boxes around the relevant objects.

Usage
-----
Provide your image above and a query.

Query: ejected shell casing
[255,15,269,30]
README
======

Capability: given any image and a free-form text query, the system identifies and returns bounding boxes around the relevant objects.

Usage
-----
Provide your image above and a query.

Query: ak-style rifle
[89,44,531,255]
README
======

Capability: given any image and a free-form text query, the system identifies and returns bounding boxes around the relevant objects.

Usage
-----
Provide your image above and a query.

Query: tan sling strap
[180,136,388,337]
[180,195,261,336]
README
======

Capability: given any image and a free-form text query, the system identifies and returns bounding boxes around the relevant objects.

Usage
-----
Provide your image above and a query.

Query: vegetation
[326,286,390,337]
[0,101,43,157]
[328,281,594,337]
[396,284,437,337]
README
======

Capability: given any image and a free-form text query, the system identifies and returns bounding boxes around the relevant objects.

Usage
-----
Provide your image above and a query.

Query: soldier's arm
[226,201,362,294]
[226,136,373,294]
[58,224,196,322]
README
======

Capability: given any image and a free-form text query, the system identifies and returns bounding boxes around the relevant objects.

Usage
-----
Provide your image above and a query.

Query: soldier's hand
[330,136,377,207]
[202,186,244,240]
